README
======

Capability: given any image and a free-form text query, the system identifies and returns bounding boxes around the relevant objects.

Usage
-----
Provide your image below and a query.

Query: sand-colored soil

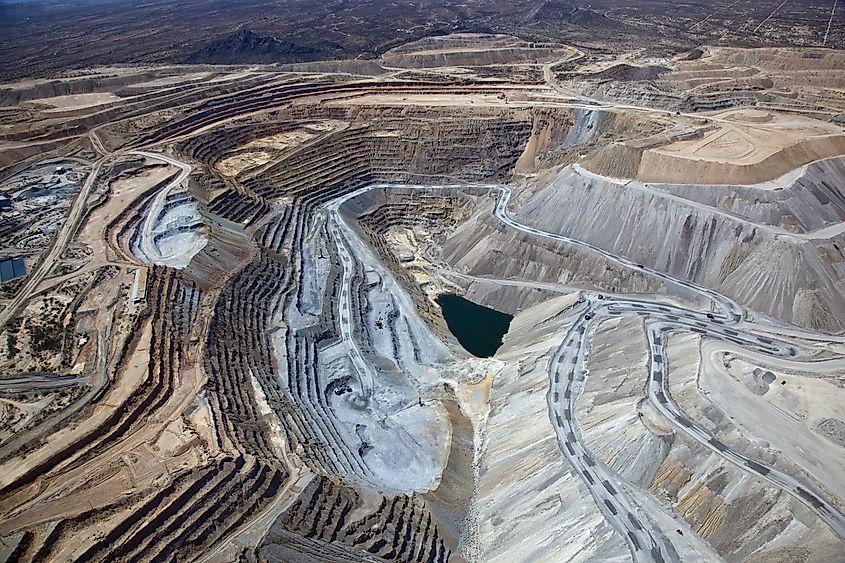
[381,33,579,68]
[638,110,845,184]
[243,130,317,151]
[216,122,347,176]
[4,52,845,562]
[98,163,176,255]
[704,46,845,72]
[216,151,274,176]
[127,72,211,88]
[328,92,512,109]
[25,92,122,112]
[0,316,151,496]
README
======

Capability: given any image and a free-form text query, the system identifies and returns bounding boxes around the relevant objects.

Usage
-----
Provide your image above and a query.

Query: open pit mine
[0,34,844,563]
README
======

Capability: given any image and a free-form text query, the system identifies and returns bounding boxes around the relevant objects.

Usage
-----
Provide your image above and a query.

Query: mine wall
[4,28,845,563]
[0,67,266,106]
[349,188,478,335]
[4,267,289,562]
[15,73,841,560]
[651,158,845,234]
[0,73,166,106]
[133,79,522,148]
[1,73,282,145]
[638,135,845,185]
[441,200,684,313]
[169,107,537,561]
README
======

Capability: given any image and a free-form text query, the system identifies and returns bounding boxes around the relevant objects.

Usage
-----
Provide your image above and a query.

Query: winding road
[321,180,845,563]
[130,151,197,267]
[492,183,845,559]
[325,200,378,398]
[489,181,845,558]
[103,147,845,561]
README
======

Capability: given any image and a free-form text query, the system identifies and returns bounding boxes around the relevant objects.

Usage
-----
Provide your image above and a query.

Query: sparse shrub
[29,322,64,354]
[5,333,19,357]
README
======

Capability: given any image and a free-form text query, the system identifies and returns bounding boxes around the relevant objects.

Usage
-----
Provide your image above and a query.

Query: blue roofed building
[0,256,26,283]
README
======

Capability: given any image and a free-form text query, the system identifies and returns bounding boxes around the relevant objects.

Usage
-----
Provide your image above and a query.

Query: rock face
[185,29,318,64]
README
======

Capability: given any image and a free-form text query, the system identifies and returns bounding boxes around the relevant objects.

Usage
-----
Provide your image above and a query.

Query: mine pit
[0,23,844,563]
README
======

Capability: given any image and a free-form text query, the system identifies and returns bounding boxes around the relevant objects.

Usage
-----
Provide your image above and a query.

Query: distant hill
[567,7,623,28]
[529,0,575,21]
[185,29,319,64]
[529,2,625,30]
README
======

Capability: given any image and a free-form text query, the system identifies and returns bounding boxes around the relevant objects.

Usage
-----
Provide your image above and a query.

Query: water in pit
[436,293,512,358]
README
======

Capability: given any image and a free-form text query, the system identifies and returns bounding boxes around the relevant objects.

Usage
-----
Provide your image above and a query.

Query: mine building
[131,267,148,304]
